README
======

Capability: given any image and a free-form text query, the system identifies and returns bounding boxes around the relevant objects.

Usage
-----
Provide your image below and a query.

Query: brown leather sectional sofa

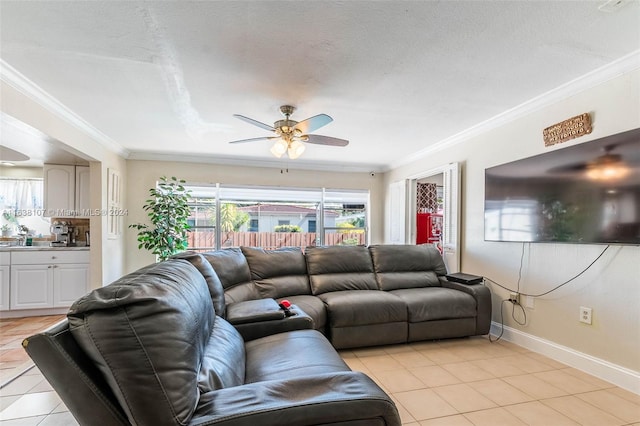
[204,244,491,349]
[23,244,490,426]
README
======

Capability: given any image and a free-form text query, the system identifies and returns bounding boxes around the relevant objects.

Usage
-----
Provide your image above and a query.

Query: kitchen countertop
[0,245,90,252]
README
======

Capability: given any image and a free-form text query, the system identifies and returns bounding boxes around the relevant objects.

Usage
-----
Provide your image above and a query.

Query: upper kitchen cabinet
[44,164,91,217]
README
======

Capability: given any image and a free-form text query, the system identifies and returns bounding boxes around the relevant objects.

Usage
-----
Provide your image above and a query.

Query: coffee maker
[50,222,76,247]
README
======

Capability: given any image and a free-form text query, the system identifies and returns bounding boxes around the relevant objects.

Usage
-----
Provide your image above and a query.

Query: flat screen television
[485,127,640,245]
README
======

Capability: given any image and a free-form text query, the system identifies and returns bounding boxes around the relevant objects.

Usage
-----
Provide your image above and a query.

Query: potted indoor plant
[129,176,192,261]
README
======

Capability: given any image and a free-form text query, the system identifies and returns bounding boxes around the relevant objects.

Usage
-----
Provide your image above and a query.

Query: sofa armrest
[192,371,401,426]
[22,320,129,426]
[440,278,492,335]
[228,299,315,341]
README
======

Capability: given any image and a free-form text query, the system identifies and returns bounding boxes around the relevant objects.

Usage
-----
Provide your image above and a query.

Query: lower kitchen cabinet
[0,253,9,310]
[9,250,90,310]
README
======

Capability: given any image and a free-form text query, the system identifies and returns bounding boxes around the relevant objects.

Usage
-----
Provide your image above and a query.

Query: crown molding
[387,49,640,171]
[127,150,385,174]
[0,59,130,158]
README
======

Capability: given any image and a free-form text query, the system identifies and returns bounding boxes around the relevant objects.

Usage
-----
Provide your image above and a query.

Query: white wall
[1,81,128,288]
[125,160,383,272]
[385,70,640,373]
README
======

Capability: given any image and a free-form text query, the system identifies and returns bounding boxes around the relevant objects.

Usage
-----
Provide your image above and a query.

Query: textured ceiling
[1,1,639,171]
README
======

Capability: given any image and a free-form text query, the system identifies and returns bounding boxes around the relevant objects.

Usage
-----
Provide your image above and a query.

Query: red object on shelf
[416,213,442,245]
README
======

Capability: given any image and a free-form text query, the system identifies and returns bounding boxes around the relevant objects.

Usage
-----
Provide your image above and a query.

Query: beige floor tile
[533,369,602,394]
[0,391,61,420]
[0,415,47,425]
[503,373,568,400]
[441,361,495,382]
[390,395,417,424]
[419,414,474,425]
[0,395,20,411]
[476,343,519,358]
[505,401,579,425]
[560,367,616,389]
[359,354,404,372]
[373,369,425,393]
[384,344,416,354]
[576,389,640,424]
[0,375,42,397]
[442,345,493,361]
[38,411,79,426]
[432,383,497,413]
[467,378,535,406]
[497,354,558,373]
[523,352,568,369]
[469,358,528,378]
[417,348,465,364]
[391,351,435,368]
[394,388,458,421]
[351,347,389,358]
[609,387,640,405]
[541,395,626,426]
[462,407,528,425]
[409,365,461,387]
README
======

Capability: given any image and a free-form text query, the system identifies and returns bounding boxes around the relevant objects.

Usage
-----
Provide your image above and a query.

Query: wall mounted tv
[485,127,640,245]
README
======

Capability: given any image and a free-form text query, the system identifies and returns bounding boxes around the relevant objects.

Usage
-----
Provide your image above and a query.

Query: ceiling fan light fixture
[288,140,306,159]
[586,153,630,181]
[270,139,288,158]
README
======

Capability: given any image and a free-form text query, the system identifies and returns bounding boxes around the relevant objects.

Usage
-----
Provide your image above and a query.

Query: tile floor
[1,317,639,425]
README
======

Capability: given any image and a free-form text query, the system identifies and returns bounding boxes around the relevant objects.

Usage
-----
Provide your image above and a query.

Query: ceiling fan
[549,144,630,180]
[229,105,349,159]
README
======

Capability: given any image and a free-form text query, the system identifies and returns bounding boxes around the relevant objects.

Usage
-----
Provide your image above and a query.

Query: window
[184,184,369,251]
[0,178,50,237]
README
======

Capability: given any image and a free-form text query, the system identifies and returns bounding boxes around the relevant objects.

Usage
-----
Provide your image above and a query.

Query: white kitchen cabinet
[0,252,10,311]
[9,250,90,310]
[10,264,52,309]
[75,166,91,216]
[53,263,90,307]
[44,164,91,217]
[44,164,76,217]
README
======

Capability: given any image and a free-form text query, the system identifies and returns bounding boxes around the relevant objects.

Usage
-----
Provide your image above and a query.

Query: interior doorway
[408,163,460,273]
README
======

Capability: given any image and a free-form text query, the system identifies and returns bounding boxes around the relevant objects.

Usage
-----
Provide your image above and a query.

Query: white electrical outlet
[524,295,534,309]
[579,306,592,325]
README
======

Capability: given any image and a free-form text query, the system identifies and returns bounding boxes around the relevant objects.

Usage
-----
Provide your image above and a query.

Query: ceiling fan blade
[233,114,275,131]
[304,134,349,147]
[294,114,333,134]
[228,136,276,144]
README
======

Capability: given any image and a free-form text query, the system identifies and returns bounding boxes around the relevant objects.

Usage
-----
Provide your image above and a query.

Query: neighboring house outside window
[185,185,368,251]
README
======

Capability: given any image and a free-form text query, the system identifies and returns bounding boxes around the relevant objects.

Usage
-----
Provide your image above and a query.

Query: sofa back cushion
[241,246,311,298]
[198,316,245,392]
[305,246,377,295]
[369,244,448,291]
[202,248,259,304]
[67,260,213,426]
[172,251,226,317]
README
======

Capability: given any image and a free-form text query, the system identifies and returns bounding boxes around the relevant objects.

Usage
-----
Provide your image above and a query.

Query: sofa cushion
[284,295,327,332]
[199,317,245,392]
[241,246,311,298]
[318,290,407,327]
[67,259,213,426]
[369,244,448,291]
[305,246,377,295]
[172,251,226,316]
[244,330,349,383]
[390,287,477,322]
[202,248,259,304]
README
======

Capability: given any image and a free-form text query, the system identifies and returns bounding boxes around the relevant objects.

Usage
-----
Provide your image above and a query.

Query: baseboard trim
[490,322,640,395]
